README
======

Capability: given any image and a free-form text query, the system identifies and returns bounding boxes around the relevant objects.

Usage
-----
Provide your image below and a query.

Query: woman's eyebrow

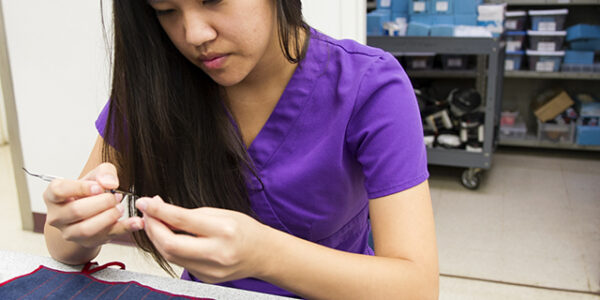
[147,0,165,4]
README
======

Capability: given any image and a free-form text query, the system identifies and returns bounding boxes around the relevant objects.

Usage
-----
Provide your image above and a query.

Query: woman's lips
[199,54,228,70]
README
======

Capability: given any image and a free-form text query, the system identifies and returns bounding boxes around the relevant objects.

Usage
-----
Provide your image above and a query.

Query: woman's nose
[183,13,217,46]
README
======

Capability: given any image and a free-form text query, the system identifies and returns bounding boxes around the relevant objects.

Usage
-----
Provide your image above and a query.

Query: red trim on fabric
[17,272,58,300]
[114,284,131,299]
[3,265,213,300]
[82,261,126,274]
[44,275,75,298]
[0,265,44,287]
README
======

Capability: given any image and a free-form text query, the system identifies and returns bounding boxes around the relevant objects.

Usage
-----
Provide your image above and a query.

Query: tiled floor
[1,144,599,299]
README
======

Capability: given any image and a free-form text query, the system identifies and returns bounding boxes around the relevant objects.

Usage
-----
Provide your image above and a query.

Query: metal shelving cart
[367,36,505,189]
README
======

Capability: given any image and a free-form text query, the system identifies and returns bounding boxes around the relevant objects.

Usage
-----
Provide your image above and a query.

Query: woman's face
[148,0,279,87]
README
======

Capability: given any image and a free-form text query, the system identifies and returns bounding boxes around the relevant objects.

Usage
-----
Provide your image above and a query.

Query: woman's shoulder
[308,28,394,64]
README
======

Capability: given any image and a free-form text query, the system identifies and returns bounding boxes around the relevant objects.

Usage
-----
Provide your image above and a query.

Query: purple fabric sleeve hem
[367,172,430,199]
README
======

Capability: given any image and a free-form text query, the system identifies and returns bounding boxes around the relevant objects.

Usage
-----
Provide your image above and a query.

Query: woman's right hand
[43,163,143,249]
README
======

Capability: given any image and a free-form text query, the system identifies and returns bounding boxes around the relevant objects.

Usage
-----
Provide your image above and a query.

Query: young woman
[43,0,439,298]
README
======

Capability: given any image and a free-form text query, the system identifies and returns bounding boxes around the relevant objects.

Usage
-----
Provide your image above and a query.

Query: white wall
[3,0,112,213]
[3,0,365,215]
[302,0,366,44]
[0,80,7,144]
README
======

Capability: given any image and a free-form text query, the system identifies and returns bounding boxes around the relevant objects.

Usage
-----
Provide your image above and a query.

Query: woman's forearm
[257,227,439,300]
[44,223,101,265]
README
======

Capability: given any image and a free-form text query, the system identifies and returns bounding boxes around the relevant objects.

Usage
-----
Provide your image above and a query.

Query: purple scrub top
[96,28,428,298]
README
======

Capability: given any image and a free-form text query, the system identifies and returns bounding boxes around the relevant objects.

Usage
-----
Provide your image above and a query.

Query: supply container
[431,0,453,14]
[537,120,575,144]
[528,9,568,31]
[526,49,564,72]
[441,54,469,69]
[570,39,600,51]
[527,30,567,51]
[402,52,436,69]
[500,122,527,139]
[501,111,519,126]
[410,0,429,14]
[576,102,600,146]
[505,50,525,71]
[454,0,482,14]
[564,50,595,65]
[505,31,527,51]
[566,24,600,42]
[504,11,527,31]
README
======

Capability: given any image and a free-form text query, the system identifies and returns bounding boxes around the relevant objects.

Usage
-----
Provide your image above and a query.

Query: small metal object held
[22,167,138,198]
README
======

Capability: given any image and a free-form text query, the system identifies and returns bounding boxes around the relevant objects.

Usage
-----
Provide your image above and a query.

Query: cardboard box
[534,91,574,122]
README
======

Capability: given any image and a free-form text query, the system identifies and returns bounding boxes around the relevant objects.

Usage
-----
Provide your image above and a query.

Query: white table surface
[0,250,292,299]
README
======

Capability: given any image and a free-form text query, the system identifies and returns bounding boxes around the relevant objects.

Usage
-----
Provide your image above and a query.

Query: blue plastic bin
[407,22,431,36]
[566,24,600,42]
[526,49,564,72]
[431,24,454,36]
[577,103,600,146]
[433,15,454,25]
[570,39,600,51]
[409,0,429,14]
[528,9,568,31]
[454,14,477,26]
[454,0,482,14]
[377,0,393,10]
[505,50,525,71]
[564,50,595,65]
[431,0,453,14]
[392,0,410,13]
[367,10,392,36]
[410,14,433,25]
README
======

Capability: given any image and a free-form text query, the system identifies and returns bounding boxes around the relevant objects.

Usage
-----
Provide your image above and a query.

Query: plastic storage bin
[564,50,595,65]
[501,111,519,126]
[505,31,527,51]
[441,55,468,69]
[526,50,564,72]
[407,22,431,36]
[570,39,600,51]
[367,10,392,36]
[537,120,575,144]
[403,53,436,69]
[576,103,600,145]
[431,24,454,36]
[392,0,410,14]
[500,122,527,139]
[504,11,527,31]
[505,50,524,71]
[566,24,600,42]
[528,9,568,31]
[431,0,453,14]
[410,0,429,14]
[454,14,477,26]
[454,0,481,14]
[527,30,566,51]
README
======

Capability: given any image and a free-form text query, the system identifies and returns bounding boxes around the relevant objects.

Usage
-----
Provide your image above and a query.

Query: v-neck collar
[245,28,324,170]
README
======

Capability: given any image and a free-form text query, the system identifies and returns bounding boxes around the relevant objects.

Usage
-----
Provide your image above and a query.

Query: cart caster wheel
[461,168,482,190]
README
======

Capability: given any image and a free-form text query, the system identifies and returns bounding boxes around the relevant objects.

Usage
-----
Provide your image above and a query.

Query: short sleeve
[95,99,110,139]
[346,52,429,199]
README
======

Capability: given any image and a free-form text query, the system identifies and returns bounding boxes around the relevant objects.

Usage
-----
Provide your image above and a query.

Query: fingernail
[131,221,143,231]
[100,175,117,186]
[117,203,124,214]
[90,184,102,194]
[136,199,147,211]
[115,193,123,203]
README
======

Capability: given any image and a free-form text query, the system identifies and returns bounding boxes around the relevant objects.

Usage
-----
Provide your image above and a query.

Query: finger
[49,193,122,226]
[81,162,120,189]
[44,179,105,204]
[144,214,216,264]
[107,216,145,238]
[61,204,124,243]
[136,196,224,236]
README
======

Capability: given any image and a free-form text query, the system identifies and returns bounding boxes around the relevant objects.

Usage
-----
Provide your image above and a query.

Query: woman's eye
[202,0,221,5]
[155,9,174,16]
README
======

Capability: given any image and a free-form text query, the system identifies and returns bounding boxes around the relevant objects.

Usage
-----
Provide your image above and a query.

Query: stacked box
[505,50,525,71]
[403,53,436,69]
[526,50,565,72]
[527,30,566,52]
[505,31,527,51]
[504,11,527,31]
[577,103,600,146]
[528,9,568,31]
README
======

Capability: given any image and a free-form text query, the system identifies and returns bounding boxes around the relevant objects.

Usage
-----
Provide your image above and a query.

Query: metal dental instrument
[22,167,138,199]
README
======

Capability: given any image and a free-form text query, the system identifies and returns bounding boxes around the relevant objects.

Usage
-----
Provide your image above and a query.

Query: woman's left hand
[135,196,271,283]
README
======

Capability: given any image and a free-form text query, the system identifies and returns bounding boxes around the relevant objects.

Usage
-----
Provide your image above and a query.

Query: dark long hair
[101,0,309,276]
